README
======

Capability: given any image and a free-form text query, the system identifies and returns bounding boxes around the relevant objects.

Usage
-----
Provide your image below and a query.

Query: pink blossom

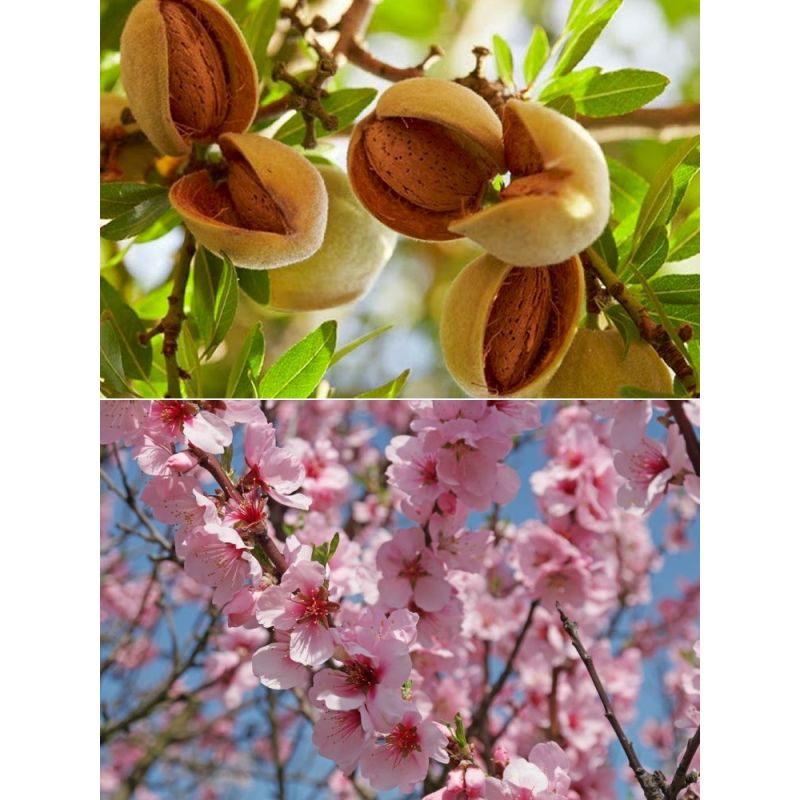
[360,708,448,791]
[256,559,338,666]
[184,523,262,606]
[244,419,310,510]
[377,527,451,612]
[100,400,147,445]
[252,631,308,690]
[312,707,372,774]
[147,401,233,454]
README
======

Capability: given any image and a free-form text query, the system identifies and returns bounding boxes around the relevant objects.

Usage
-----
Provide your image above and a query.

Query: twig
[584,249,698,396]
[468,600,540,746]
[668,727,700,799]
[344,41,443,81]
[667,400,700,476]
[557,603,668,800]
[161,231,195,398]
[579,103,700,143]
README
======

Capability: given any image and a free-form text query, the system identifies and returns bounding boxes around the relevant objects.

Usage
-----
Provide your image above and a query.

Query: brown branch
[585,249,698,396]
[468,600,539,747]
[668,727,700,800]
[189,447,288,576]
[156,231,195,398]
[343,41,443,81]
[580,103,700,143]
[667,400,700,476]
[557,603,668,800]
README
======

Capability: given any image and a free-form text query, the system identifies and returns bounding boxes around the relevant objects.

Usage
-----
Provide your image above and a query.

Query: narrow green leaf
[603,304,640,357]
[192,248,222,345]
[668,208,700,261]
[574,69,669,117]
[100,277,153,381]
[538,67,600,102]
[330,324,393,367]
[492,35,514,86]
[134,209,182,243]
[544,95,577,118]
[608,158,649,223]
[178,320,203,397]
[632,136,700,253]
[631,225,669,281]
[593,226,619,272]
[100,182,167,219]
[523,26,550,86]
[100,320,132,397]
[226,323,265,397]
[100,193,172,241]
[259,320,337,398]
[328,532,340,561]
[648,273,699,305]
[566,0,595,29]
[202,254,238,359]
[237,267,271,304]
[275,88,377,146]
[667,150,700,221]
[551,0,623,78]
[356,368,410,398]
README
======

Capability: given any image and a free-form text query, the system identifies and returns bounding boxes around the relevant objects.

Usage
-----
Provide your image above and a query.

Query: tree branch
[161,231,195,398]
[668,726,700,800]
[579,103,700,143]
[557,603,667,800]
[585,249,698,396]
[468,600,539,746]
[667,400,700,476]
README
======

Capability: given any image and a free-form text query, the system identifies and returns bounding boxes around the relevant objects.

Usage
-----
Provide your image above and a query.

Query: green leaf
[192,248,222,345]
[648,273,699,305]
[330,324,394,367]
[538,67,600,102]
[236,267,271,304]
[565,0,596,29]
[134,209,182,243]
[551,0,624,78]
[100,320,132,397]
[259,320,337,398]
[668,208,700,261]
[369,0,446,39]
[100,277,153,382]
[328,532,340,560]
[608,158,649,224]
[544,95,577,118]
[100,193,172,241]
[201,254,238,359]
[574,69,669,117]
[631,225,669,281]
[593,226,619,272]
[178,320,203,397]
[226,323,265,397]
[632,136,700,254]
[275,88,377,146]
[492,35,514,86]
[523,26,550,86]
[667,149,700,221]
[603,304,640,357]
[241,0,279,80]
[100,182,167,219]
[356,368,410,398]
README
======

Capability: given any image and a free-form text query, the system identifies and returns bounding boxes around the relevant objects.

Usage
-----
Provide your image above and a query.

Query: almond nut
[120,0,258,156]
[439,253,584,397]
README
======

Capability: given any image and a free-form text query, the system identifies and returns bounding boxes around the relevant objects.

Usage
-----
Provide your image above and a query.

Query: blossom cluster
[100,399,699,799]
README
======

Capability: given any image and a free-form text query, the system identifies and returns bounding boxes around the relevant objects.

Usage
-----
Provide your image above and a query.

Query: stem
[557,603,668,800]
[667,400,700,476]
[468,600,539,746]
[579,103,700,143]
[163,232,195,398]
[668,727,700,800]
[585,248,698,396]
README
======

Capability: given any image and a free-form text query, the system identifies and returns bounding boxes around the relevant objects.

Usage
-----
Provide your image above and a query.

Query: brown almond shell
[120,0,258,156]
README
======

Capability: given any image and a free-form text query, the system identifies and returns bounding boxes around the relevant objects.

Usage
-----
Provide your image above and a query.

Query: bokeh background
[100,0,700,397]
